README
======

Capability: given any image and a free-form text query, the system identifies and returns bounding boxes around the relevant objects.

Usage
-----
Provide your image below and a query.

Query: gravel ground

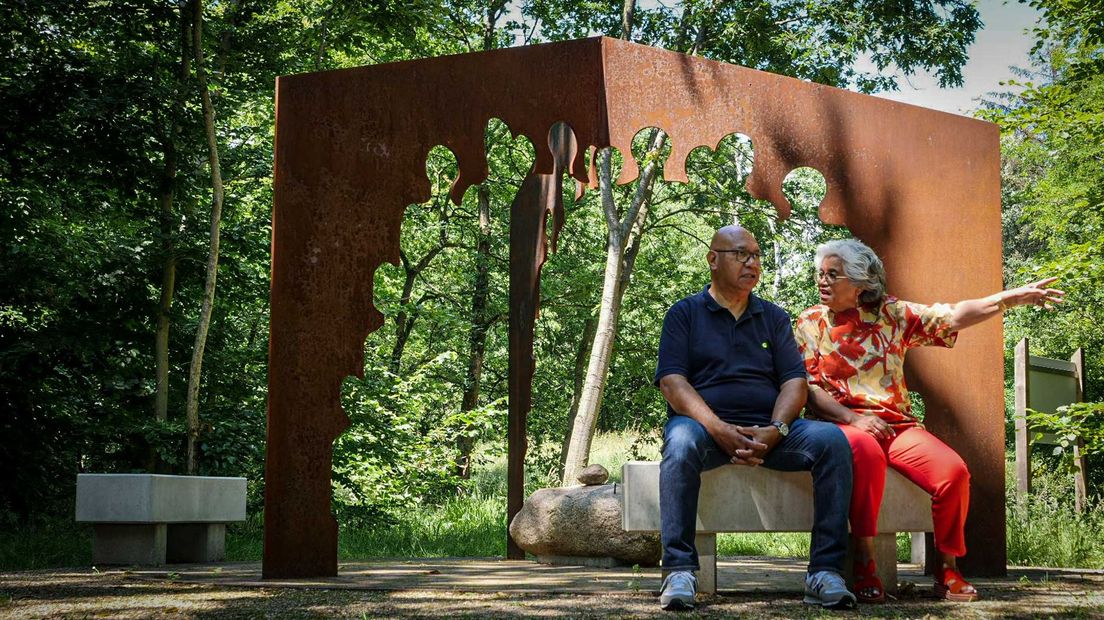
[3,565,1104,619]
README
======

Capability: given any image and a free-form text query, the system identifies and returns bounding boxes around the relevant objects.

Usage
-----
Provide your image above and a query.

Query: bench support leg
[167,523,227,563]
[845,532,899,594]
[910,532,927,565]
[91,523,228,565]
[92,524,167,565]
[695,533,717,594]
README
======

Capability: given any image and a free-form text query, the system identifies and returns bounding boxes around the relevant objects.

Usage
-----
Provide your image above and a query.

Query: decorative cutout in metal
[265,37,1004,578]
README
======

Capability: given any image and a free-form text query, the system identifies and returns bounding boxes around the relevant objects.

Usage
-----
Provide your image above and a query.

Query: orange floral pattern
[794,297,958,428]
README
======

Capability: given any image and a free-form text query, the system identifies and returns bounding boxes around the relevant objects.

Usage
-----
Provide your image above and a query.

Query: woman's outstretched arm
[947,277,1065,332]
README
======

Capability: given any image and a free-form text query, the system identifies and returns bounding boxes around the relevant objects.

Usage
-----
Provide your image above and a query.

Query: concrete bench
[621,462,933,593]
[76,474,247,565]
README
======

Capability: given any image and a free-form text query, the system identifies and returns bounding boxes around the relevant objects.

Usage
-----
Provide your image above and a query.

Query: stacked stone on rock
[508,481,660,566]
[576,464,609,486]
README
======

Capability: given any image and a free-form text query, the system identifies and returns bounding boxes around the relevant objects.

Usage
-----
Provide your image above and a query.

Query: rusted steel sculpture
[266,37,1004,578]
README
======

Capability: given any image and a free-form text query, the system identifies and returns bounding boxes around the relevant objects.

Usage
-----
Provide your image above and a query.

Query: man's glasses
[710,248,761,264]
[815,269,846,284]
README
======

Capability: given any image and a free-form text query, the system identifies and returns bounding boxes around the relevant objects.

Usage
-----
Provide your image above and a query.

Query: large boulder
[509,484,660,566]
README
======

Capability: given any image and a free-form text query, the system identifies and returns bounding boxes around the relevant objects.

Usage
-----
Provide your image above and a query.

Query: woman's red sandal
[935,565,979,602]
[853,558,886,604]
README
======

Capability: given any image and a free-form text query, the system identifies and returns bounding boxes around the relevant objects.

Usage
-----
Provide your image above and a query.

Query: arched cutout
[781,166,828,222]
[342,119,539,532]
[684,132,760,225]
[767,166,841,307]
[629,125,673,178]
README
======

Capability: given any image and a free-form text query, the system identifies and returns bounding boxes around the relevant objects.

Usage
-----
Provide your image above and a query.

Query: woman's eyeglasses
[815,269,846,284]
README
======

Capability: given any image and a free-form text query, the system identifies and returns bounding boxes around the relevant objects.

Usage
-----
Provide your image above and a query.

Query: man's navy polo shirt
[654,286,807,426]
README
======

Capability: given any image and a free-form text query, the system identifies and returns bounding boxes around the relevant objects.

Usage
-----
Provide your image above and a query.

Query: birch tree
[153,5,191,464]
[561,132,666,484]
[184,0,225,474]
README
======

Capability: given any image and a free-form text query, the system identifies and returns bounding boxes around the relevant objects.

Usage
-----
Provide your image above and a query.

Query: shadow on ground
[3,557,1103,618]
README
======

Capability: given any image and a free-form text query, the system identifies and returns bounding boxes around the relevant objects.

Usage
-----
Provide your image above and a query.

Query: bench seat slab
[76,474,246,523]
[622,462,934,594]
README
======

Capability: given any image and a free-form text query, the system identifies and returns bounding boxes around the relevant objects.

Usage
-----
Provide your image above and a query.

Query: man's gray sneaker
[659,570,696,611]
[804,570,857,609]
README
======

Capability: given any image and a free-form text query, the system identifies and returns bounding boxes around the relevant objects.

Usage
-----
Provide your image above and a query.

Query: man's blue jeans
[659,415,853,575]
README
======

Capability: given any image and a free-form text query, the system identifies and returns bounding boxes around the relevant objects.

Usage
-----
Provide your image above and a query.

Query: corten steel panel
[266,38,607,578]
[506,123,577,559]
[267,36,1005,578]
[599,38,1004,576]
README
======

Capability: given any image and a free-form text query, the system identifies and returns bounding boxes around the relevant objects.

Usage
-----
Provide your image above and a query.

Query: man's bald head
[710,225,753,249]
[707,225,761,298]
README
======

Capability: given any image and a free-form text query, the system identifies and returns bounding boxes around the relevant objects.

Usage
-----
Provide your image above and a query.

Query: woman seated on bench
[793,238,1062,603]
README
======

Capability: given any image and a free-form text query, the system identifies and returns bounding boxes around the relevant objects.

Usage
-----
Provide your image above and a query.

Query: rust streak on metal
[266,36,1005,578]
[507,123,577,558]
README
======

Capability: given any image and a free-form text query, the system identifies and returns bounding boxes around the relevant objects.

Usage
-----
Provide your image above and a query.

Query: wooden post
[1070,348,1089,513]
[1014,338,1031,497]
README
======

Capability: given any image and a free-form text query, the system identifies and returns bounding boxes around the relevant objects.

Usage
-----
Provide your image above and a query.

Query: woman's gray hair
[815,239,887,305]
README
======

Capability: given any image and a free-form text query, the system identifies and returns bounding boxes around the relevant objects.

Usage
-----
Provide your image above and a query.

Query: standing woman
[793,238,1063,603]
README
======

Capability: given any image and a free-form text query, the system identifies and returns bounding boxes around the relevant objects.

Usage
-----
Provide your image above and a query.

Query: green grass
[341,491,506,558]
[227,439,518,561]
[718,532,811,557]
[224,515,264,561]
[587,429,663,480]
[0,519,91,570]
[1006,458,1104,568]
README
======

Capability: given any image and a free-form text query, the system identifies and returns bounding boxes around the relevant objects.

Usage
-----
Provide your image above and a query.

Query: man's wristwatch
[770,420,790,437]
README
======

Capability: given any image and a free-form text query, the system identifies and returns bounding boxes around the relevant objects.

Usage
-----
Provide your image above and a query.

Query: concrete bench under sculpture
[621,461,933,594]
[76,474,247,565]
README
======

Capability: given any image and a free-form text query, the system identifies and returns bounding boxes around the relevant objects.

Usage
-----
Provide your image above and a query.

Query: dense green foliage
[2,0,1101,569]
[1,0,453,520]
[982,0,1104,487]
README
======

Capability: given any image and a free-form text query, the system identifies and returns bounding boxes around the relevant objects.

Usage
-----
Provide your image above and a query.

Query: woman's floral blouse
[794,297,958,428]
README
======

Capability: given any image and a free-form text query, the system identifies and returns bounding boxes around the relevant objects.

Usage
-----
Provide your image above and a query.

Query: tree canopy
[3,0,1101,527]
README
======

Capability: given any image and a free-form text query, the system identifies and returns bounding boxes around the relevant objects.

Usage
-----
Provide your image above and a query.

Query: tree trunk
[314,3,334,71]
[560,129,664,486]
[215,0,239,75]
[557,0,714,486]
[621,0,635,40]
[561,223,624,485]
[388,230,452,375]
[153,4,191,432]
[389,252,418,375]
[154,214,177,426]
[558,314,598,479]
[767,217,782,298]
[185,0,225,475]
[449,9,506,484]
[455,183,493,481]
[483,1,506,51]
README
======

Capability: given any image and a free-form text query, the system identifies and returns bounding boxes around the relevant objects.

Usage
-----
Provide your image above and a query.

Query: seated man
[654,225,856,611]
